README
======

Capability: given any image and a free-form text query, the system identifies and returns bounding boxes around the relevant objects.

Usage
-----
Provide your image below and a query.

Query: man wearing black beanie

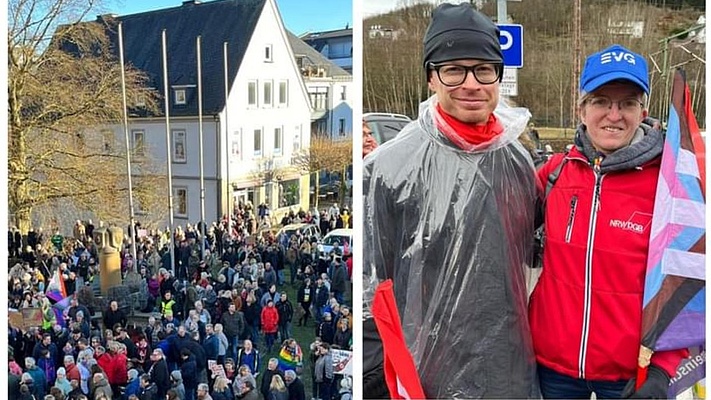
[363,3,539,399]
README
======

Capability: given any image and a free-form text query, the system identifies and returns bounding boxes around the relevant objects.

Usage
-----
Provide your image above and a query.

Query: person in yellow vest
[39,293,56,331]
[160,291,177,320]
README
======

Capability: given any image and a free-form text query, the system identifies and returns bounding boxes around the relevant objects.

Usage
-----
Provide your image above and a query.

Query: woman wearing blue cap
[529,44,687,399]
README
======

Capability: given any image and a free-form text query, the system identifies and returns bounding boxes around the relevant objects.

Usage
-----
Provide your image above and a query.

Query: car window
[323,235,350,246]
[368,119,410,144]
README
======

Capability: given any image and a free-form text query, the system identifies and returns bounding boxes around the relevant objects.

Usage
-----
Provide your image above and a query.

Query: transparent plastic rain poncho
[363,96,540,399]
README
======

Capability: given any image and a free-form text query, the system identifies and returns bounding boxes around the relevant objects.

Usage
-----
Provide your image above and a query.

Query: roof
[299,28,352,41]
[102,0,267,117]
[299,28,352,53]
[324,228,352,237]
[286,31,350,78]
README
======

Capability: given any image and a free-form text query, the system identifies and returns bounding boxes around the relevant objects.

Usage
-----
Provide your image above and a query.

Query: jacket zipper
[565,195,578,243]
[577,158,604,379]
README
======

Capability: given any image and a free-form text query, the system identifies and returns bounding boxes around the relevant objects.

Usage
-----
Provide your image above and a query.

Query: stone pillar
[93,226,124,295]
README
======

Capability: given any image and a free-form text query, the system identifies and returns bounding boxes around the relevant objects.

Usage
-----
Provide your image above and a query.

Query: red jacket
[65,362,81,382]
[529,149,686,382]
[261,306,279,333]
[95,352,114,382]
[111,353,128,385]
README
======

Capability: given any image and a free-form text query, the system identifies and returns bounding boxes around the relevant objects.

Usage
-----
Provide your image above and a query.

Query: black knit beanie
[423,3,503,69]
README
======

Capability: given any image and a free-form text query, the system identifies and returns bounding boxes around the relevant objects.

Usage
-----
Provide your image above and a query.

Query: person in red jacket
[94,346,114,381]
[108,342,129,393]
[529,44,687,399]
[261,299,280,353]
[63,355,81,383]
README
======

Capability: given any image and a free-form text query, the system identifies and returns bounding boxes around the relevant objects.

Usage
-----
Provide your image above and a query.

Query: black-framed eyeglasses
[586,96,644,113]
[428,62,503,87]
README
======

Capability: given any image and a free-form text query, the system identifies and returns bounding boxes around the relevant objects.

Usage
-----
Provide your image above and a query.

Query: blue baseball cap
[580,44,649,94]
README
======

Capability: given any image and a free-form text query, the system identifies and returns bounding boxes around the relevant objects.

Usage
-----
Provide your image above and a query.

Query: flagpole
[118,22,138,269]
[197,36,206,260]
[162,29,176,275]
[223,41,232,239]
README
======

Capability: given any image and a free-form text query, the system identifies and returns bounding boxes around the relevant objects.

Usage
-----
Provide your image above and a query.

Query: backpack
[532,155,568,269]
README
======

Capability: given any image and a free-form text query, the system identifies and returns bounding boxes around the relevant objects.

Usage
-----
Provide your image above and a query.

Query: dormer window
[175,89,186,105]
[265,44,273,62]
[135,93,146,107]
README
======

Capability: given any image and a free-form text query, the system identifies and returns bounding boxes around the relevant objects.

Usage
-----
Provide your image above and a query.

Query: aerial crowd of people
[8,201,354,400]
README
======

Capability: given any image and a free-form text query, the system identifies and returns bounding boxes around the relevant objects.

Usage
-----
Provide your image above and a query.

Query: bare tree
[9,0,166,233]
[292,135,353,209]
[365,0,705,128]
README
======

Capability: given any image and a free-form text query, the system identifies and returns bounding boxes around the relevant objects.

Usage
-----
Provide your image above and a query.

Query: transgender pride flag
[45,269,67,302]
[637,69,705,395]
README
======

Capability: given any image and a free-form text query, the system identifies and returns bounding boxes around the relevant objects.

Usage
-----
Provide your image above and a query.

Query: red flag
[371,280,426,400]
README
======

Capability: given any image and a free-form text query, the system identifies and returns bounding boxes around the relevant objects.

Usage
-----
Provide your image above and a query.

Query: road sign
[501,67,518,96]
[498,24,523,68]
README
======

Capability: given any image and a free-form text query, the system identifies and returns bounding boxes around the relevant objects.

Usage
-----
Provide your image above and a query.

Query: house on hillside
[288,31,353,139]
[99,0,312,227]
[300,28,353,73]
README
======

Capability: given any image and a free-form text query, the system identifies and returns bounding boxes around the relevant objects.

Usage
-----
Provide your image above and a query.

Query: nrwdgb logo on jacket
[609,211,653,234]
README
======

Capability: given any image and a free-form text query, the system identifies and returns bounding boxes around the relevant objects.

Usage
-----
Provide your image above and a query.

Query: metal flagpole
[197,36,206,260]
[223,42,232,240]
[118,22,138,269]
[162,29,176,275]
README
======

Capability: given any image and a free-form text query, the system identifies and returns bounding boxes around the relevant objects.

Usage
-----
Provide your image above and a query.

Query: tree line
[364,0,705,128]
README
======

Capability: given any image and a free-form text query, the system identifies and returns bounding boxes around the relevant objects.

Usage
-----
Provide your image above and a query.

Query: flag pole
[197,36,206,260]
[223,41,232,239]
[118,22,138,269]
[162,29,176,275]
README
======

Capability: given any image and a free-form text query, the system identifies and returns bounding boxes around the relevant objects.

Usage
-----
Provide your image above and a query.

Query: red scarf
[435,104,504,150]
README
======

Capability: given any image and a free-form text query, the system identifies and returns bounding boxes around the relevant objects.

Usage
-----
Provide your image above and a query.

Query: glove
[621,364,671,399]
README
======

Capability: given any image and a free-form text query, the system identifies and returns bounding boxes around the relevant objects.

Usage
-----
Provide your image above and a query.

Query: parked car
[277,223,321,244]
[317,228,353,258]
[364,112,412,144]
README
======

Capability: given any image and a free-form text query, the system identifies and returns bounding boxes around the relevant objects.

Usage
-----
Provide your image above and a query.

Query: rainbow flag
[277,344,303,372]
[638,69,705,396]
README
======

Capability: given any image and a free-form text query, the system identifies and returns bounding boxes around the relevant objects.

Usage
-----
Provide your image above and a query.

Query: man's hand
[621,365,670,399]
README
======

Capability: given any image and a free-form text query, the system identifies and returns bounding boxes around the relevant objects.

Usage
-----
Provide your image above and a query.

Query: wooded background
[363,0,706,128]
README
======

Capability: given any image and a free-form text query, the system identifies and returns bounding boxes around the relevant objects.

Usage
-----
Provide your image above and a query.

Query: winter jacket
[203,334,220,361]
[331,263,347,294]
[261,306,279,333]
[276,300,294,326]
[530,121,687,381]
[363,96,539,398]
[221,310,246,339]
[93,376,113,399]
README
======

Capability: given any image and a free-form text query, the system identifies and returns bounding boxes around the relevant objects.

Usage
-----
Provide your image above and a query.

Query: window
[174,89,186,105]
[263,81,273,107]
[264,44,273,62]
[253,129,263,156]
[172,129,187,163]
[248,81,258,107]
[339,118,346,136]
[278,81,288,106]
[309,88,328,110]
[132,130,145,156]
[135,94,146,107]
[134,197,148,216]
[340,85,347,101]
[101,129,113,153]
[174,187,188,218]
[293,125,301,151]
[231,130,241,160]
[274,127,283,155]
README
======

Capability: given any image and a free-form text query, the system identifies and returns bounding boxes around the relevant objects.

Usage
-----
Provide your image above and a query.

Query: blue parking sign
[498,24,523,68]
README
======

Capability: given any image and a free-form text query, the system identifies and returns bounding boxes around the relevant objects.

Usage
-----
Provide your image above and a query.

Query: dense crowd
[8,201,354,400]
